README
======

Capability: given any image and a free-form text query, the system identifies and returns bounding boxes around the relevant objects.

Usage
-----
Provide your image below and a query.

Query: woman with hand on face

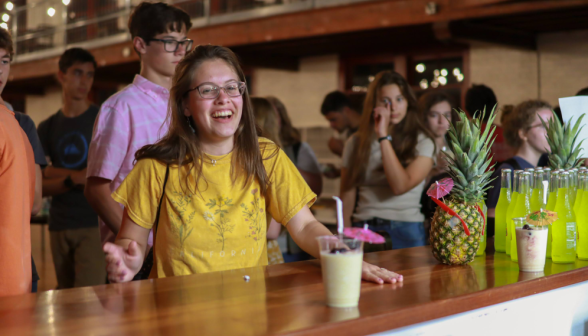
[103,45,403,285]
[340,71,436,250]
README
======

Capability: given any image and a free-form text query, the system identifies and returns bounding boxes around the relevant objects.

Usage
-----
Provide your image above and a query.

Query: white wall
[538,30,588,104]
[469,41,539,109]
[469,29,588,120]
[253,54,339,129]
[26,85,62,126]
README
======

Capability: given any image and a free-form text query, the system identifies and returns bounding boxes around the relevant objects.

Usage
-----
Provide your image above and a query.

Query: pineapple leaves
[444,107,497,201]
[543,111,586,169]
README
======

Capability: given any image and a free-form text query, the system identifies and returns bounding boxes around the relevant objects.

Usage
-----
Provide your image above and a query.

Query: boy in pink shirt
[85,2,192,246]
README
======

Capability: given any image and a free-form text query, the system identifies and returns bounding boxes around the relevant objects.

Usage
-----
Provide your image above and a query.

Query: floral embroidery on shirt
[241,188,265,244]
[169,190,195,256]
[204,194,235,250]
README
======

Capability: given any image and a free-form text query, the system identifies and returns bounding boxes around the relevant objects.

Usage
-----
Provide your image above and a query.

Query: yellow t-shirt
[112,138,316,278]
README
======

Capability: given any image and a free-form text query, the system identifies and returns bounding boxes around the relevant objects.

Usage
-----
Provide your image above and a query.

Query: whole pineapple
[541,112,585,169]
[430,108,496,265]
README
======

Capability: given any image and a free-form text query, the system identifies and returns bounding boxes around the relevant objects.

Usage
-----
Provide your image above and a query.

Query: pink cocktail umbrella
[333,196,384,243]
[426,177,454,199]
[344,224,385,244]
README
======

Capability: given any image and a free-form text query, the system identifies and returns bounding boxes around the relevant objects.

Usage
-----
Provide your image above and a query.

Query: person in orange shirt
[0,28,35,296]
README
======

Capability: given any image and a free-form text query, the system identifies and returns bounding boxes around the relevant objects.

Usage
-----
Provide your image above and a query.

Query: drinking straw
[332,196,344,235]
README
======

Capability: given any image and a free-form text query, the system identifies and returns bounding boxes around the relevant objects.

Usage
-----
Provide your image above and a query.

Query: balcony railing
[5,0,363,63]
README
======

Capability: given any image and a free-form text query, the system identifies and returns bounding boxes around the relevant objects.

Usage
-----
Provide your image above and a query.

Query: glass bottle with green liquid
[505,170,523,256]
[494,169,511,253]
[578,173,588,260]
[574,171,585,218]
[511,172,532,262]
[546,171,560,259]
[570,168,578,207]
[476,202,487,256]
[543,168,552,203]
[530,169,545,212]
[552,172,577,264]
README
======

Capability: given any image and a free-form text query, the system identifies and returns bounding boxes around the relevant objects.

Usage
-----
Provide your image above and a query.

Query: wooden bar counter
[2,246,588,335]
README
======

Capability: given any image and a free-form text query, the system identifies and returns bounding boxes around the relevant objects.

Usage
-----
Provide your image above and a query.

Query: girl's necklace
[204,152,231,166]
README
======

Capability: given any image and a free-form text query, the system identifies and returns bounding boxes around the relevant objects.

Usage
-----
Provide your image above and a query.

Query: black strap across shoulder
[153,165,170,235]
[132,165,169,281]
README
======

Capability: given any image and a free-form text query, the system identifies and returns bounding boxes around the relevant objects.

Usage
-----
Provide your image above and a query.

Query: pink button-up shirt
[87,75,170,245]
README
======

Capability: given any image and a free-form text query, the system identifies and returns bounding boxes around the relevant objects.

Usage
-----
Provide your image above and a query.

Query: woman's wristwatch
[378,135,392,143]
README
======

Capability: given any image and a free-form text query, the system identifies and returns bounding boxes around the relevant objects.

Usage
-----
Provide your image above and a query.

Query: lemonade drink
[552,172,577,264]
[577,175,588,260]
[546,171,559,259]
[511,172,532,262]
[506,170,523,255]
[476,202,488,256]
[574,172,585,218]
[494,169,512,252]
[530,170,545,212]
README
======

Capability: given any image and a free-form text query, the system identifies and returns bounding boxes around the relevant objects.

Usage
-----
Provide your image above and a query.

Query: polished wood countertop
[2,246,588,336]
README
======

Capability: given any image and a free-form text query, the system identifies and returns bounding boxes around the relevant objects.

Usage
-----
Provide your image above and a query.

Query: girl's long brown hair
[342,70,435,191]
[135,45,275,195]
[266,96,301,147]
[251,97,282,147]
[417,91,457,129]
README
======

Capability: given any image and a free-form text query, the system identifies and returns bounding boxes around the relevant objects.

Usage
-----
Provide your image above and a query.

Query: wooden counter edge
[283,265,588,336]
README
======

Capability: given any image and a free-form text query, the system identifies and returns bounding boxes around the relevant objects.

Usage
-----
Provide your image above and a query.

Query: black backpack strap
[154,165,170,234]
[292,142,302,164]
[131,164,169,281]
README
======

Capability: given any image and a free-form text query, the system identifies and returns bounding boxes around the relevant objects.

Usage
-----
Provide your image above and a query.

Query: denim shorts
[353,218,426,250]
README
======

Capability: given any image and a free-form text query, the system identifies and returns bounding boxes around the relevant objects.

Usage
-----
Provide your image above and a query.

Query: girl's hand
[104,241,144,283]
[361,261,404,284]
[373,102,391,138]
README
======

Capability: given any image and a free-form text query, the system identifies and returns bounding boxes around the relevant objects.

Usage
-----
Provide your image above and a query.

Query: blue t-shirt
[37,106,99,231]
[486,156,533,209]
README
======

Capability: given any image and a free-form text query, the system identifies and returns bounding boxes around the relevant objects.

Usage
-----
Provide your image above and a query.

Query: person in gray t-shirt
[267,96,322,196]
[341,71,436,250]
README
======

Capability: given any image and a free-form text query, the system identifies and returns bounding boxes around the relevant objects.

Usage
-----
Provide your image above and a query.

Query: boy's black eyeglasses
[147,38,194,53]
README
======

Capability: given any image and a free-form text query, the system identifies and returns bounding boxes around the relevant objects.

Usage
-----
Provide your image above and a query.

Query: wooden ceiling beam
[8,0,588,82]
[447,21,537,50]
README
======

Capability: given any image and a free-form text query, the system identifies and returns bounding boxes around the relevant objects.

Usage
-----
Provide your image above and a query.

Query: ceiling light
[416,63,426,73]
[5,2,13,11]
[419,79,428,90]
[2,14,9,22]
[47,7,56,17]
[0,22,7,29]
[439,76,447,85]
[440,69,448,77]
